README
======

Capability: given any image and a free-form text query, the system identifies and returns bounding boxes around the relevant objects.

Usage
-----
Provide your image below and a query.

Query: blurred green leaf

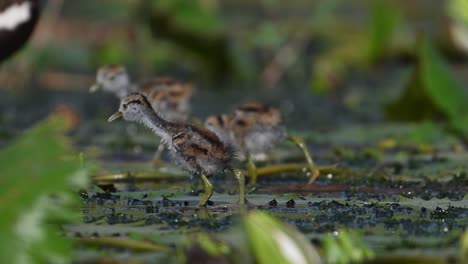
[35,44,90,71]
[182,232,240,264]
[93,41,131,66]
[311,59,343,94]
[0,115,90,264]
[141,0,232,82]
[196,233,230,256]
[310,37,364,94]
[421,40,466,119]
[462,229,468,262]
[153,0,224,35]
[448,0,468,25]
[323,231,374,264]
[406,121,445,145]
[367,0,402,63]
[451,114,468,142]
[253,22,284,49]
[245,212,322,264]
[386,38,467,122]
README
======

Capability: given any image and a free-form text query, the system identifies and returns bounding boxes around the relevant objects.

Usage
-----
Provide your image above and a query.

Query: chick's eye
[109,75,116,80]
[123,104,128,109]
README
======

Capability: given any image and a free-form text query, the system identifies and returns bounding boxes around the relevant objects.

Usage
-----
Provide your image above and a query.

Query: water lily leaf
[0,115,90,264]
[245,212,322,264]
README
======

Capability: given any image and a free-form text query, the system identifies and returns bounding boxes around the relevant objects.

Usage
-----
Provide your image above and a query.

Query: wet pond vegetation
[1,0,468,263]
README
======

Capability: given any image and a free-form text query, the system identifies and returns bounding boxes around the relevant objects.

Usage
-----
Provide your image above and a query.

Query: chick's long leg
[232,168,245,205]
[287,136,320,184]
[198,174,213,207]
[247,153,258,192]
[151,142,166,164]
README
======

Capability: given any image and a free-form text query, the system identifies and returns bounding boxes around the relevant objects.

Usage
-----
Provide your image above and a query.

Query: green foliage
[310,1,406,93]
[196,233,231,256]
[311,58,346,94]
[448,0,468,25]
[0,115,90,264]
[310,36,365,94]
[405,122,446,145]
[152,0,224,36]
[462,230,468,262]
[141,0,232,82]
[367,0,402,63]
[181,233,234,263]
[92,41,131,66]
[421,40,466,119]
[179,212,326,263]
[245,212,322,264]
[386,37,468,141]
[62,0,132,21]
[253,22,285,49]
[323,231,374,264]
[35,44,90,72]
[386,38,467,122]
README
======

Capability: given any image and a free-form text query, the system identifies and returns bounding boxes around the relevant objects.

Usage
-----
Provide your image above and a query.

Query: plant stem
[92,172,188,182]
[76,237,173,253]
[253,163,338,178]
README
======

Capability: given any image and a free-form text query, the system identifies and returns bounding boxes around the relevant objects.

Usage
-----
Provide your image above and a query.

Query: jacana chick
[90,65,193,123]
[91,65,194,162]
[108,93,244,206]
[205,102,319,188]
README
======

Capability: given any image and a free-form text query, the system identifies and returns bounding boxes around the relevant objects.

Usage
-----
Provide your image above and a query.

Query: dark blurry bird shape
[0,0,40,63]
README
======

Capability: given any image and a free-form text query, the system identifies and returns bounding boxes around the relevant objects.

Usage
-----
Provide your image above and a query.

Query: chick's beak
[108,112,123,122]
[89,83,101,93]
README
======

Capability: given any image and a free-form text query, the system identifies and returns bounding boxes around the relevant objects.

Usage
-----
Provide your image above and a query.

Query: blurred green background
[1,0,468,135]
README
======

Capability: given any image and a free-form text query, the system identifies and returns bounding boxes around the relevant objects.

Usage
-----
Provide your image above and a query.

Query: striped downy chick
[91,66,193,123]
[90,65,136,98]
[203,103,286,189]
[140,77,194,123]
[230,102,287,158]
[233,102,319,186]
[204,114,235,148]
[205,102,319,188]
[203,103,286,161]
[107,93,244,206]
